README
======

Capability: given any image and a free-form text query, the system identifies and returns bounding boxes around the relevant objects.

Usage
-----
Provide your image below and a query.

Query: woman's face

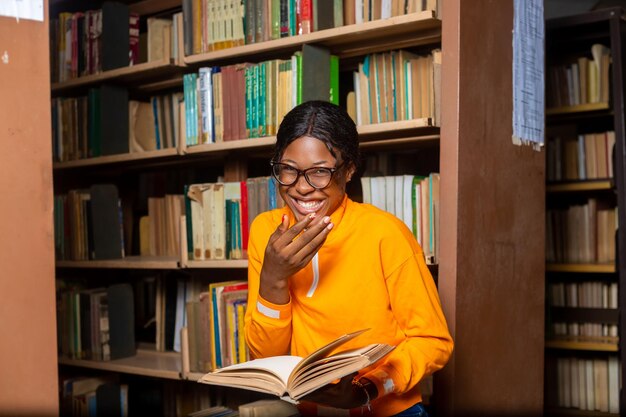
[277,135,354,222]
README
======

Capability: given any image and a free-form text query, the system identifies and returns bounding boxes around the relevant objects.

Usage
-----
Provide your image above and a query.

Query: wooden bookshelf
[545,407,620,417]
[44,1,548,415]
[56,256,180,269]
[545,340,619,352]
[184,11,441,65]
[546,102,610,115]
[58,348,182,380]
[543,8,626,415]
[53,147,181,170]
[182,259,248,269]
[546,263,616,273]
[51,58,184,95]
[546,180,613,193]
[53,120,438,169]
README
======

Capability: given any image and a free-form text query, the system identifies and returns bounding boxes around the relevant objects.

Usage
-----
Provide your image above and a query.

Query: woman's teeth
[297,200,322,210]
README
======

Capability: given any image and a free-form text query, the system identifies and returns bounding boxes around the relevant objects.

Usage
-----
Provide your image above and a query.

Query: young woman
[244,101,453,416]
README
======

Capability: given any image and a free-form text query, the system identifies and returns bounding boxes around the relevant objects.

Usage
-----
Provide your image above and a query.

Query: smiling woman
[243,101,454,417]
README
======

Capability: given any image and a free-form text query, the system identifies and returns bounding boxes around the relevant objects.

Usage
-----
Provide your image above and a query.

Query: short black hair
[273,101,360,170]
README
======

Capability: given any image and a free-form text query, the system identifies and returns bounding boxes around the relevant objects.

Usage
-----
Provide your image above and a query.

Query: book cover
[107,283,136,359]
[89,184,124,260]
[101,1,129,71]
[100,85,129,155]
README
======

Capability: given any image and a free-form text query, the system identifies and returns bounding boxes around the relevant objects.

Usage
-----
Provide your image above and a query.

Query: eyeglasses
[270,161,344,190]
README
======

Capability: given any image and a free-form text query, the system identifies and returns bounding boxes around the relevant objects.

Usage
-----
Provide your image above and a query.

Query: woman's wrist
[352,377,378,409]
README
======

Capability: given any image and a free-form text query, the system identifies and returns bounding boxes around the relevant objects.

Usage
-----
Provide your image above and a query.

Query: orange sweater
[244,196,453,416]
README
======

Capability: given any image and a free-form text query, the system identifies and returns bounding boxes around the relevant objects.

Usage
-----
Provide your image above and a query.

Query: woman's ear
[346,164,357,182]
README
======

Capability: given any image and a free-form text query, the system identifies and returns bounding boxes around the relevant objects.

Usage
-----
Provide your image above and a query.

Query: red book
[129,13,140,65]
[299,0,312,34]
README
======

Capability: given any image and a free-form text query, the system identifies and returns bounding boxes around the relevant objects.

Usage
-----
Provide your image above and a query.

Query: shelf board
[56,256,180,269]
[53,147,180,170]
[58,348,182,380]
[129,0,182,16]
[546,263,616,273]
[183,371,205,381]
[545,339,619,352]
[183,259,248,269]
[54,120,438,169]
[546,180,613,192]
[545,406,620,417]
[51,59,183,94]
[546,102,610,115]
[184,11,441,65]
[185,136,276,155]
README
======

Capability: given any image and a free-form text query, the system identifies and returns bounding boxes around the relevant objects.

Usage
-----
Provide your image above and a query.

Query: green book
[88,88,101,157]
[330,55,339,105]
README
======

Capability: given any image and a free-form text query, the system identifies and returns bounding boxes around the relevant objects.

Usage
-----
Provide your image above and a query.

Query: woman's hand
[259,213,333,304]
[300,373,370,409]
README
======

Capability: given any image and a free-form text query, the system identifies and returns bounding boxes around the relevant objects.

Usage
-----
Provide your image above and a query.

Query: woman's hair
[273,100,360,170]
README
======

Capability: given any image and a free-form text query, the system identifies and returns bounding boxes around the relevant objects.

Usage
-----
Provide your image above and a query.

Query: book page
[291,329,369,376]
[210,355,302,385]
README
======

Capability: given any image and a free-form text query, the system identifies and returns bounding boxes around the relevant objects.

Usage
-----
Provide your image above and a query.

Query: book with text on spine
[197,329,394,402]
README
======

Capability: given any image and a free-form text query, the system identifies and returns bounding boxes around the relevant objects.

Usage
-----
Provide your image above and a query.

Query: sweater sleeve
[243,215,293,359]
[362,248,453,396]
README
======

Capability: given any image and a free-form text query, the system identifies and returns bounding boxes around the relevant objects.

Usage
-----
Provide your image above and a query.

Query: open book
[197,329,394,402]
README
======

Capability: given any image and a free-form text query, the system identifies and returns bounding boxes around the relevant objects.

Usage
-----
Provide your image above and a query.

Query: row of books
[362,173,439,264]
[51,3,181,83]
[549,281,618,309]
[186,176,283,261]
[546,43,611,109]
[56,282,135,361]
[54,184,125,261]
[182,280,249,373]
[52,90,183,162]
[142,195,185,258]
[553,355,620,413]
[552,322,618,341]
[51,2,134,83]
[546,131,615,182]
[352,49,441,126]
[60,376,128,417]
[545,199,617,264]
[183,44,338,145]
[183,0,438,55]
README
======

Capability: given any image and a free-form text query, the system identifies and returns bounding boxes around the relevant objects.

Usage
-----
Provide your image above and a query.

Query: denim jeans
[392,402,428,417]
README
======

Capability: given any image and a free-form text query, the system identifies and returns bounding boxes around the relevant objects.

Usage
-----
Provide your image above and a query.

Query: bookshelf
[43,0,546,416]
[544,7,626,415]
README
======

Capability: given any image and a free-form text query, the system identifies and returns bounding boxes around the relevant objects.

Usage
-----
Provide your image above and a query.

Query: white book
[354,71,361,126]
[608,355,619,413]
[394,175,404,220]
[188,184,206,260]
[360,177,372,204]
[402,175,414,231]
[578,358,587,410]
[385,176,396,216]
[585,359,595,411]
[198,67,215,144]
[570,357,579,408]
[211,183,226,260]
[370,177,387,211]
[173,280,188,352]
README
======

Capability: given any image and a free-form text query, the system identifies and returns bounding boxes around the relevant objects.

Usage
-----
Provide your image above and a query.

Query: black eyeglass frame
[270,161,345,190]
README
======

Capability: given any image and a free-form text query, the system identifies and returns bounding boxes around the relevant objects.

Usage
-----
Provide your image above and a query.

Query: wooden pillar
[435,1,545,415]
[0,4,59,416]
